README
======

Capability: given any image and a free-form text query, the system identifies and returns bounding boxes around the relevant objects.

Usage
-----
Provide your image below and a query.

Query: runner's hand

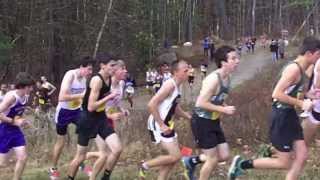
[13,117,30,128]
[122,109,130,116]
[223,106,236,115]
[106,91,119,100]
[302,99,313,111]
[160,123,172,135]
[114,112,124,120]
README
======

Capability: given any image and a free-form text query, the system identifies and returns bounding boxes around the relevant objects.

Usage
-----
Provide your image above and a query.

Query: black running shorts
[270,105,304,152]
[191,114,226,149]
[76,111,115,146]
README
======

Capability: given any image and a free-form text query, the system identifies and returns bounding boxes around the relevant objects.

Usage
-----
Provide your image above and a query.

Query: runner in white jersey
[81,60,128,180]
[302,58,320,146]
[146,69,153,90]
[49,57,93,179]
[139,60,191,180]
[0,84,8,103]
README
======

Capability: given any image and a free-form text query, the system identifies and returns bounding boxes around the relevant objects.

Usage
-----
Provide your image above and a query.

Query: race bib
[38,99,45,105]
[96,104,105,112]
[154,84,161,88]
[69,99,82,109]
[168,119,175,130]
[211,111,220,120]
[107,107,120,114]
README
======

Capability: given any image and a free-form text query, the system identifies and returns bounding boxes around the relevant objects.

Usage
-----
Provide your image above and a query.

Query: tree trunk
[279,0,283,32]
[83,0,87,22]
[185,0,192,42]
[149,0,153,60]
[292,5,317,41]
[48,0,55,81]
[93,0,113,59]
[314,0,319,37]
[251,0,256,36]
[214,0,229,39]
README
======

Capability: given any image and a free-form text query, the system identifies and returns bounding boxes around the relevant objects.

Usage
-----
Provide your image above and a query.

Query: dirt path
[126,46,284,110]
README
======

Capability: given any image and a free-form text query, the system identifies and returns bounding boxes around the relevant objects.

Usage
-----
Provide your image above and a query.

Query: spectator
[278,38,285,59]
[270,39,279,62]
[245,38,251,53]
[203,36,209,56]
[209,38,215,60]
[0,83,8,103]
[237,40,243,56]
[251,37,257,53]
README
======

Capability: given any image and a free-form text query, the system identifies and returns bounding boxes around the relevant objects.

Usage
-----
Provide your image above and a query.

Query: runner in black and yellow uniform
[67,54,118,180]
[35,81,50,112]
[82,60,128,179]
[228,37,320,180]
[182,46,239,180]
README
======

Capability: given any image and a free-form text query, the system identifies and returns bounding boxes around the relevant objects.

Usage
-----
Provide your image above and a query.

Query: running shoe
[138,166,146,180]
[228,155,245,180]
[48,167,60,180]
[181,156,196,180]
[79,162,93,177]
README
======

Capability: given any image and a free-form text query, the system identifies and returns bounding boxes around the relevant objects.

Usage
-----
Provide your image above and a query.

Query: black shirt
[82,73,111,118]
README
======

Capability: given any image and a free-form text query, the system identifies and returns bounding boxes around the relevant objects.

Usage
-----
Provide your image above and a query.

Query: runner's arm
[58,71,84,101]
[88,76,117,112]
[306,64,320,99]
[175,105,191,120]
[46,82,57,95]
[0,93,16,123]
[196,76,226,113]
[272,64,304,108]
[148,81,175,126]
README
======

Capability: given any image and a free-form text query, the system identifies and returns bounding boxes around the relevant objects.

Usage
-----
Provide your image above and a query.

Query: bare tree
[93,0,113,59]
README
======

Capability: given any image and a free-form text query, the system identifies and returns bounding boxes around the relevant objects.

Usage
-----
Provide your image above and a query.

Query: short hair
[95,53,115,65]
[214,45,236,68]
[171,60,186,74]
[299,36,320,55]
[160,61,169,66]
[115,60,126,68]
[15,72,35,89]
[78,56,94,67]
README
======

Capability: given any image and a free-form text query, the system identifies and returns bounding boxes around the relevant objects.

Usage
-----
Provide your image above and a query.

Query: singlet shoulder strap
[95,73,107,85]
[293,62,303,77]
[108,75,112,85]
[215,72,230,89]
[12,91,27,104]
[168,78,178,93]
[215,73,223,87]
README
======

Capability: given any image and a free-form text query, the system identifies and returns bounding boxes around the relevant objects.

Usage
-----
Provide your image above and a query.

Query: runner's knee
[277,157,291,169]
[0,160,6,167]
[218,151,230,162]
[169,153,182,163]
[110,144,122,156]
[295,148,308,165]
[99,151,108,159]
[16,153,28,163]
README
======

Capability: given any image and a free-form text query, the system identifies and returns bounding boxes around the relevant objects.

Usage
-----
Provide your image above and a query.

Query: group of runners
[1,37,320,180]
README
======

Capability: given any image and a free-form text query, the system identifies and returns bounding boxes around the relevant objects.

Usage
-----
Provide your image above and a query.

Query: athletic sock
[240,159,254,169]
[190,155,202,165]
[142,162,149,170]
[67,175,75,180]
[101,169,112,180]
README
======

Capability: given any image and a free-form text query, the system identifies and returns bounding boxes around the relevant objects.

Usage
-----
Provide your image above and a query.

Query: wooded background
[0,0,319,83]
